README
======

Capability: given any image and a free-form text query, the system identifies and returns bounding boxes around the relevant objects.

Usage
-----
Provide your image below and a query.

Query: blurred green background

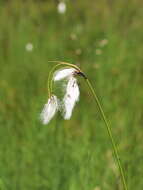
[0,0,143,189]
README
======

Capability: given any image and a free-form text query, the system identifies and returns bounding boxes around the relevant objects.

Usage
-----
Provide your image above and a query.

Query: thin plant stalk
[85,78,128,190]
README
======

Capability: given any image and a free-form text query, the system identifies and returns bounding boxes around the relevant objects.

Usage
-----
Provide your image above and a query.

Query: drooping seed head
[53,68,78,81]
[63,77,80,120]
[40,64,86,124]
[40,95,58,125]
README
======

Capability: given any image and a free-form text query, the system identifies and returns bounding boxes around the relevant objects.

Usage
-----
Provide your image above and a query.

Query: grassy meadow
[0,0,143,189]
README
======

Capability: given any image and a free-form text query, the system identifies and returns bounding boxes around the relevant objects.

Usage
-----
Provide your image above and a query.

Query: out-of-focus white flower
[99,39,108,47]
[40,95,58,124]
[57,2,66,14]
[25,43,33,52]
[54,68,77,81]
[63,77,80,119]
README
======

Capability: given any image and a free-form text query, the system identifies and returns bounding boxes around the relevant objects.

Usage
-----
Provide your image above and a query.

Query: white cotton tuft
[53,68,77,81]
[57,2,66,14]
[63,77,80,120]
[40,95,58,125]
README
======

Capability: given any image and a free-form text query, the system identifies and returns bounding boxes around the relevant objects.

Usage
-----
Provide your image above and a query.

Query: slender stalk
[85,78,128,190]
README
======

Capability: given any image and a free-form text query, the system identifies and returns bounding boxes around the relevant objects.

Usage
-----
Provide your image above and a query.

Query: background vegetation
[0,0,143,189]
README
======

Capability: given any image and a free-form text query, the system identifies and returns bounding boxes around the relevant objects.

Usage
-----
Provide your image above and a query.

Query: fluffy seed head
[57,2,66,14]
[40,95,58,125]
[25,42,33,52]
[63,77,80,120]
[53,68,77,81]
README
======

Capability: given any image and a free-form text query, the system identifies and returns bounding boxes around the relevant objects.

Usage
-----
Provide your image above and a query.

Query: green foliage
[0,0,143,189]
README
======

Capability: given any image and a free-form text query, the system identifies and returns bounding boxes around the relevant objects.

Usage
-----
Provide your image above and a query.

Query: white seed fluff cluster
[25,43,33,52]
[40,95,58,125]
[54,68,75,81]
[63,76,80,119]
[40,68,80,125]
[57,2,66,14]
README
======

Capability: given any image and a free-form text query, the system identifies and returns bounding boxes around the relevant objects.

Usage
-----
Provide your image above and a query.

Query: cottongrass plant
[40,61,128,190]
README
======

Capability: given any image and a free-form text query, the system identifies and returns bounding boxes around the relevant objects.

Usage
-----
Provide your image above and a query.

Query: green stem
[85,78,128,190]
